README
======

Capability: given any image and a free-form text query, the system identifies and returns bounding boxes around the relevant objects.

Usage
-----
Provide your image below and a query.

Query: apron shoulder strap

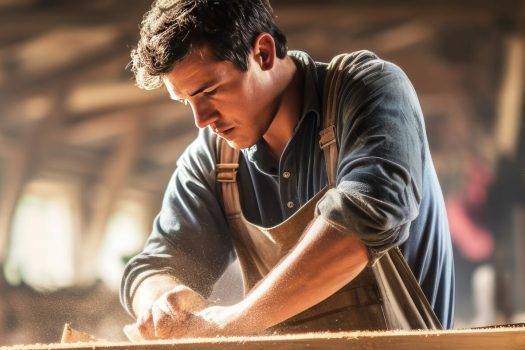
[320,54,347,187]
[215,137,242,219]
[320,51,380,186]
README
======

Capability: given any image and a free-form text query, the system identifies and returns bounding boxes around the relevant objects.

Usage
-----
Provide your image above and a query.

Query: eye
[203,88,218,97]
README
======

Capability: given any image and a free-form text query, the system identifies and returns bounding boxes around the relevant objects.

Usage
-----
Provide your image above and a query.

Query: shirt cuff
[315,186,409,260]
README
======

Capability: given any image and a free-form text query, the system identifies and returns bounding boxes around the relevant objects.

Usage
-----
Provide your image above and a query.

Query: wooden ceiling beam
[0,1,148,35]
[274,3,505,25]
[0,134,182,191]
[61,102,189,146]
[0,34,134,107]
[141,130,198,166]
[62,112,142,146]
[0,131,188,193]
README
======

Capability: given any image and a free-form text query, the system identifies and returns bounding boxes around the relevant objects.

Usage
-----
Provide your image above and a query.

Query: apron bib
[215,52,442,332]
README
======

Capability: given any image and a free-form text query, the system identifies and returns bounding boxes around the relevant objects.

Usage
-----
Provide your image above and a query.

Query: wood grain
[3,326,525,350]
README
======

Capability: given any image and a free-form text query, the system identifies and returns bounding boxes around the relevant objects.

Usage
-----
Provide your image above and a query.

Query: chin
[224,137,256,150]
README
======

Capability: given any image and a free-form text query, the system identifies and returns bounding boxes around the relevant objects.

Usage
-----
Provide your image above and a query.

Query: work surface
[2,327,525,350]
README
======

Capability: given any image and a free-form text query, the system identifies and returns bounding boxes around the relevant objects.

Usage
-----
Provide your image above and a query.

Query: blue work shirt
[120,50,455,329]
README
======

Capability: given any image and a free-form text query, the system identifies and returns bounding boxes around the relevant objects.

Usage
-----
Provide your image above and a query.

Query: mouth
[215,127,234,138]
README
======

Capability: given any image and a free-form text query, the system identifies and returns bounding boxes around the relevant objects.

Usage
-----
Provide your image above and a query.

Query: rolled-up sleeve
[120,129,234,317]
[316,60,424,259]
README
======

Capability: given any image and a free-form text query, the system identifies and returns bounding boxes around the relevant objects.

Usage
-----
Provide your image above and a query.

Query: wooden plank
[61,324,99,344]
[2,327,525,350]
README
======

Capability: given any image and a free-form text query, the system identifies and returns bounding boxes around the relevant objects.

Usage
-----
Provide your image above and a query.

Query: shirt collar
[244,50,323,174]
[288,50,322,128]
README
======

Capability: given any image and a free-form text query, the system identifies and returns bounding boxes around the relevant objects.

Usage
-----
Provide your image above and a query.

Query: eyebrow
[189,79,219,97]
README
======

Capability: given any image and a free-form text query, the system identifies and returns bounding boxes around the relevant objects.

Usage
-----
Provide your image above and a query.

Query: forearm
[131,216,369,338]
[232,215,369,333]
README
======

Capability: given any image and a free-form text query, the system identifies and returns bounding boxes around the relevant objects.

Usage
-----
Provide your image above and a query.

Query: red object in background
[446,198,494,262]
[446,159,494,262]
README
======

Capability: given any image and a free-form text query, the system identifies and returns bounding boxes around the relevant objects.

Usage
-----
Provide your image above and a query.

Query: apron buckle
[216,163,239,182]
[319,125,336,149]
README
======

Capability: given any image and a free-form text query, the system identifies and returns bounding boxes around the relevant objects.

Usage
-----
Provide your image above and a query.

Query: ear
[252,32,276,71]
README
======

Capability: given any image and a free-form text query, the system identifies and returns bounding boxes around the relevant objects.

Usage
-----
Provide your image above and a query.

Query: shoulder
[326,51,419,113]
[176,127,219,180]
[333,50,410,88]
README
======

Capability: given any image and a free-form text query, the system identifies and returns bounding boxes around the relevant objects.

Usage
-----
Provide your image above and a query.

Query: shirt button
[287,201,294,209]
[283,171,291,179]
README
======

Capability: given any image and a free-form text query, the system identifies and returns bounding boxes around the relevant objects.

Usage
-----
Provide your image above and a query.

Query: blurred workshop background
[1,0,525,346]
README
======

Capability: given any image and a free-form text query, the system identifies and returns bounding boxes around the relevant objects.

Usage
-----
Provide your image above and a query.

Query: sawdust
[2,326,525,349]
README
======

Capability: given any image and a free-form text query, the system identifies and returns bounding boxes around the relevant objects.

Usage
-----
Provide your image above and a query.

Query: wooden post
[0,89,66,263]
[492,33,525,320]
[513,205,525,313]
[494,36,524,158]
[75,118,143,284]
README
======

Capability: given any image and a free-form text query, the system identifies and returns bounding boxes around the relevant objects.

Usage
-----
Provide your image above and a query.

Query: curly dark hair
[131,0,288,90]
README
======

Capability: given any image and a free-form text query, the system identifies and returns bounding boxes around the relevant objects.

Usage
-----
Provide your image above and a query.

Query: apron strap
[320,53,358,186]
[215,136,242,220]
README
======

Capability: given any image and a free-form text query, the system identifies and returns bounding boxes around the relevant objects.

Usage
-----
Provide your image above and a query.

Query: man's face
[163,45,277,149]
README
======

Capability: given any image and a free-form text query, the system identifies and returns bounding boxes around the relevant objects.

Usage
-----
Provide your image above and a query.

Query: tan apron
[215,54,442,332]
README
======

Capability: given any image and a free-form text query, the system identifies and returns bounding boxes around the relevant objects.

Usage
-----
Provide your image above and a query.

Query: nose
[189,98,218,129]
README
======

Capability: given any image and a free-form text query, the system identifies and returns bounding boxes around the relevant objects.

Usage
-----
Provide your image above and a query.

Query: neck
[263,56,303,160]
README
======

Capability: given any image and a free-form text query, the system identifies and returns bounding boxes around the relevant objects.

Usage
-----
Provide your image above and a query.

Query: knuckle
[165,291,179,304]
[154,315,174,339]
[137,322,148,334]
[137,320,154,340]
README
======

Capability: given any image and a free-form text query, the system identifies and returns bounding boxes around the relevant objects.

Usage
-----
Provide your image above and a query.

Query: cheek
[223,93,257,119]
[242,70,266,104]
[222,76,267,125]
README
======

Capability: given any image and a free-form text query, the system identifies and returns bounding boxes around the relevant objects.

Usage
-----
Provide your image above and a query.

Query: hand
[135,285,208,339]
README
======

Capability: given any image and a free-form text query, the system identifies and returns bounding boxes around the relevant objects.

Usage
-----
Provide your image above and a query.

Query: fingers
[136,308,156,340]
[135,286,209,340]
[136,294,192,340]
[151,299,180,339]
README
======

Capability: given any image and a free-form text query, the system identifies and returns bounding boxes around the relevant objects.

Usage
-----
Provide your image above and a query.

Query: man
[121,0,454,339]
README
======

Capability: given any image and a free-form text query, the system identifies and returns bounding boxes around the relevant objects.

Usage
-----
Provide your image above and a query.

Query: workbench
[2,326,525,350]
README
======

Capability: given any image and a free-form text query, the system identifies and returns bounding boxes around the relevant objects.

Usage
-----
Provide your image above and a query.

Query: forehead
[163,46,238,98]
